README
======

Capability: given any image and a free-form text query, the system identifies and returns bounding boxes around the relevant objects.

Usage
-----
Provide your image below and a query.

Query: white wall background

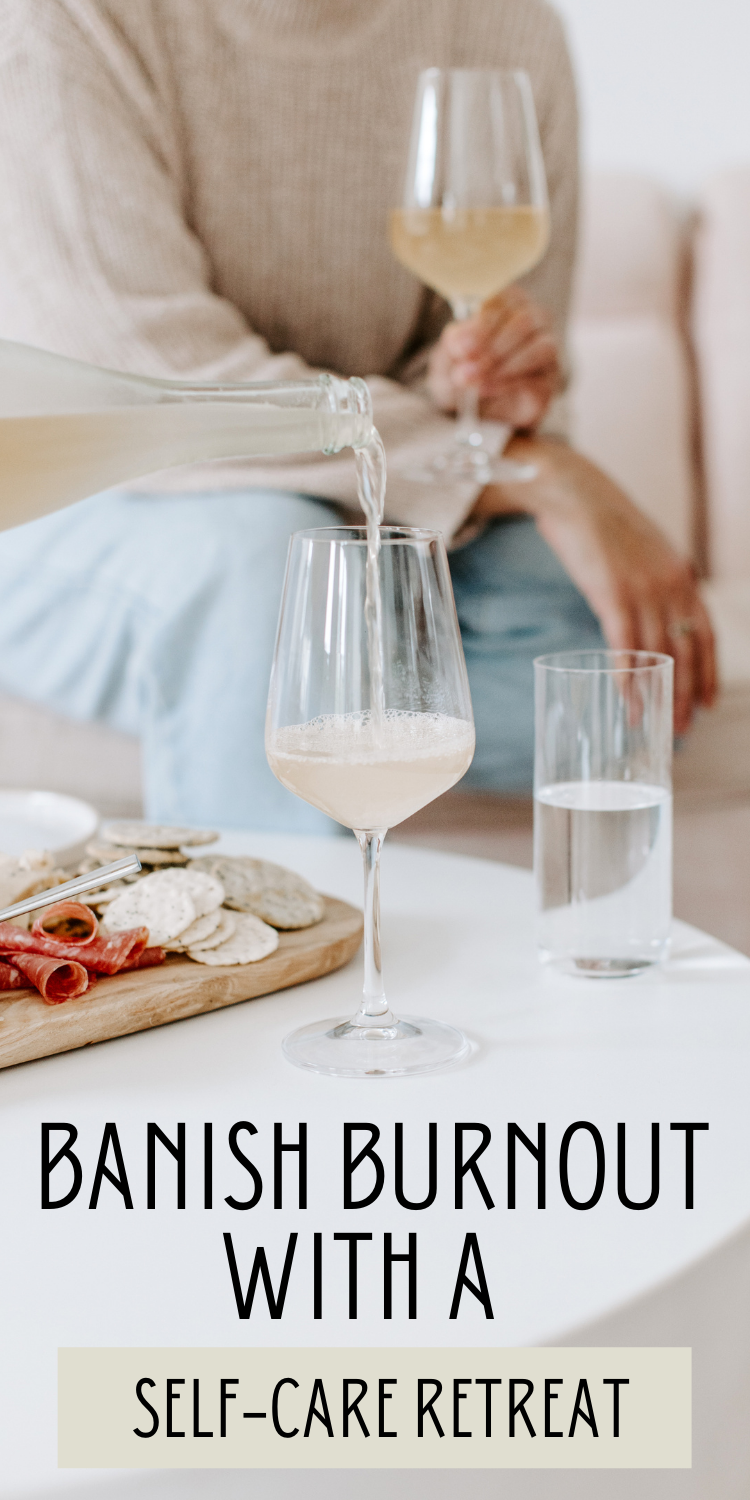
[554,0,750,194]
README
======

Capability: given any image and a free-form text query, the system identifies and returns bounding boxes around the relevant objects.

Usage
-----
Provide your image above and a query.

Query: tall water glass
[534,650,673,977]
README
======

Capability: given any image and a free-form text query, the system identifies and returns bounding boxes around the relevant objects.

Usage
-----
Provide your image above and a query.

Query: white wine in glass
[266,525,475,1078]
[390,205,549,308]
[390,67,550,484]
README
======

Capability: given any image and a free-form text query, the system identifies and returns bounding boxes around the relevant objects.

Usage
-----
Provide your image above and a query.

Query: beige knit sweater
[0,0,578,540]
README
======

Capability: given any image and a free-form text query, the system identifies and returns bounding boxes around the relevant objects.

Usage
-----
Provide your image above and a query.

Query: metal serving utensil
[0,855,142,926]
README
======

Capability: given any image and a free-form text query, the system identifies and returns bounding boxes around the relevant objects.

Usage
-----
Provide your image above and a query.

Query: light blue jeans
[0,490,603,830]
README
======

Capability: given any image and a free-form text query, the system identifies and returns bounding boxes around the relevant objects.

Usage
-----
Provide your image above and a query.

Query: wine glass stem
[456,382,482,449]
[450,299,485,453]
[354,829,391,1023]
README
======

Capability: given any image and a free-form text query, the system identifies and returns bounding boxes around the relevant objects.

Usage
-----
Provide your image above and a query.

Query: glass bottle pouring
[0,338,373,530]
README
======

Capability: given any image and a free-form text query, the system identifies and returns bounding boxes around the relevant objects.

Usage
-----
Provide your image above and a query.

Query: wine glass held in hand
[390,67,550,484]
[266,526,475,1078]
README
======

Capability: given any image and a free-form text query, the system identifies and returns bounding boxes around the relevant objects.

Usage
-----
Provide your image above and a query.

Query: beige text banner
[58,1346,691,1470]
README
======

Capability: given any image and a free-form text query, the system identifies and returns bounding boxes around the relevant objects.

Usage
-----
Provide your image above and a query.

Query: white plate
[0,789,98,863]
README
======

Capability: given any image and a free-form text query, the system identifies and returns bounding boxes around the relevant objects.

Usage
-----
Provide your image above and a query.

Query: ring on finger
[668,619,698,640]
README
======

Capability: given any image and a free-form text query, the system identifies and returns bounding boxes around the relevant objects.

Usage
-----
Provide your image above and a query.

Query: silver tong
[0,855,142,926]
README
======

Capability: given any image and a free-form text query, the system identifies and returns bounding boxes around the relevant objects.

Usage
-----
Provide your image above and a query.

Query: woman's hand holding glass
[390,67,551,483]
[428,285,561,430]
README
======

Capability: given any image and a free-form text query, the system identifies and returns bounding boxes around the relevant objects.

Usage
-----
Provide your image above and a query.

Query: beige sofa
[2,168,749,816]
[570,169,750,806]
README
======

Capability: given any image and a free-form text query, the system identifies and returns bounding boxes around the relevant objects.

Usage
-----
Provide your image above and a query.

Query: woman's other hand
[428,286,561,428]
[471,437,717,735]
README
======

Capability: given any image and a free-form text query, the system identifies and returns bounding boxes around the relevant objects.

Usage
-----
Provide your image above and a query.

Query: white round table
[2,833,749,1500]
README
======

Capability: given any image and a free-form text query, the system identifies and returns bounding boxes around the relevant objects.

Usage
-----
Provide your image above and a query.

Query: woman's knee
[207,489,339,536]
[451,515,573,593]
[451,514,603,651]
[109,488,341,613]
[145,489,342,674]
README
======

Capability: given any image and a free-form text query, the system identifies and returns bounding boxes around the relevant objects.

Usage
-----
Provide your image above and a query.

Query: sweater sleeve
[0,1,481,540]
[517,2,580,437]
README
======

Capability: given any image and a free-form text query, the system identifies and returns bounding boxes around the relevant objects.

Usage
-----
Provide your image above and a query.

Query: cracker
[153,867,224,918]
[85,840,116,863]
[102,882,195,947]
[188,855,324,929]
[102,822,219,849]
[134,848,189,868]
[163,907,222,951]
[0,850,57,910]
[86,840,188,868]
[188,911,278,965]
[248,883,325,929]
[184,909,237,951]
[82,881,130,907]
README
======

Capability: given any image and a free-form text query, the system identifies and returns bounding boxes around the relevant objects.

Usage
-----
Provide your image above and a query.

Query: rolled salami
[32,900,98,945]
[0,923,149,973]
[119,945,166,972]
[0,961,25,990]
[11,952,91,1003]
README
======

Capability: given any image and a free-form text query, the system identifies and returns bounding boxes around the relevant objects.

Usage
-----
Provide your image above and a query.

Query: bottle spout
[321,375,373,454]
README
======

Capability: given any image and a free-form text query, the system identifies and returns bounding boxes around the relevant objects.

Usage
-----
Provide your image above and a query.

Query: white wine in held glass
[266,525,475,1078]
[390,67,550,484]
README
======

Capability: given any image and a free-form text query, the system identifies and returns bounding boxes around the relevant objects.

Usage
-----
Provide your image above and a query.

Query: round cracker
[85,841,123,863]
[174,907,222,946]
[163,907,222,952]
[86,840,188,867]
[188,855,324,929]
[102,821,219,850]
[131,848,188,868]
[188,911,278,965]
[83,881,130,906]
[102,883,195,947]
[187,855,256,907]
[246,883,325,929]
[184,909,237,951]
[150,867,224,918]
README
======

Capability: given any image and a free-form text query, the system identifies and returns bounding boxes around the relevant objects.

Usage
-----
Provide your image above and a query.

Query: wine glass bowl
[266,526,475,1078]
[390,67,549,483]
[390,203,549,312]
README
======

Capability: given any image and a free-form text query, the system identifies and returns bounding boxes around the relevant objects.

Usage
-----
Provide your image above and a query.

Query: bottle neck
[157,371,373,455]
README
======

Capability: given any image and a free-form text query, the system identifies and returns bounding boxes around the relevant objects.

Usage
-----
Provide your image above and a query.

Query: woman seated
[0,0,714,829]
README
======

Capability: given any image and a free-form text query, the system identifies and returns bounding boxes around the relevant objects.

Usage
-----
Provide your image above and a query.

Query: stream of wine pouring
[355,431,387,735]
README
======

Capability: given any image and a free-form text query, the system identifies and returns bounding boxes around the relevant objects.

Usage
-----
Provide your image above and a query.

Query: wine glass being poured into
[390,67,550,485]
[265,513,476,1078]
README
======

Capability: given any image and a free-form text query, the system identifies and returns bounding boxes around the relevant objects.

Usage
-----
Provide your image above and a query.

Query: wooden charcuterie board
[0,895,362,1070]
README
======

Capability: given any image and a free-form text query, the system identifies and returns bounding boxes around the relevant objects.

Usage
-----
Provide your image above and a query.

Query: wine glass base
[400,450,537,487]
[282,1015,470,1078]
[552,956,658,979]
